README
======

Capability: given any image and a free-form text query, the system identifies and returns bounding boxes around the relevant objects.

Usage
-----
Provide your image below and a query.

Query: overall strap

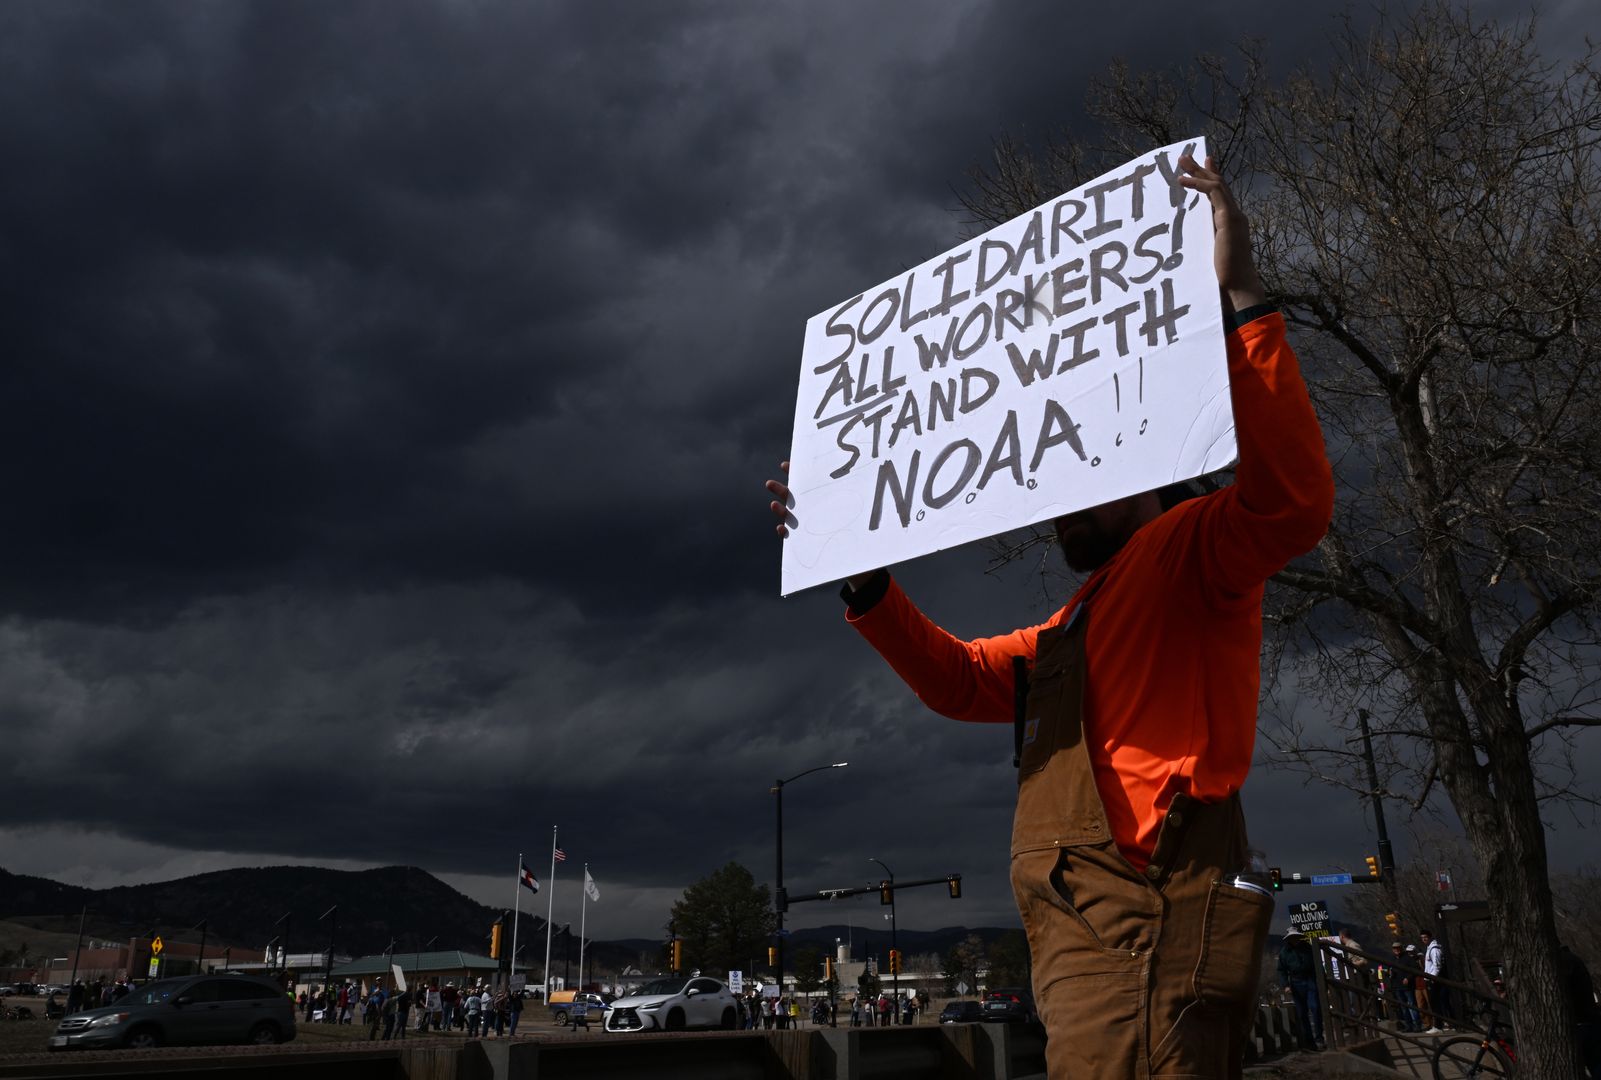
[1013,572,1105,769]
[1012,654,1030,768]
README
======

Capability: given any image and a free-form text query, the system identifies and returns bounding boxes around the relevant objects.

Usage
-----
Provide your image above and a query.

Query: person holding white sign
[767,154,1332,1078]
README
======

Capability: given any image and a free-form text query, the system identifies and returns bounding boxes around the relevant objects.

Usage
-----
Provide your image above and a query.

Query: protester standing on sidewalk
[1384,942,1419,1033]
[1421,932,1448,1032]
[1277,930,1325,1051]
[365,984,384,1040]
[767,153,1333,1079]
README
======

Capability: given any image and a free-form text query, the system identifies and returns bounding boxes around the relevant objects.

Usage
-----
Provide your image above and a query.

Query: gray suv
[49,974,295,1050]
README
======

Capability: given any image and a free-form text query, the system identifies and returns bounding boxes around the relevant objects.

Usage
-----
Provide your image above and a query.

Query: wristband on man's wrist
[1226,302,1277,333]
[840,568,891,615]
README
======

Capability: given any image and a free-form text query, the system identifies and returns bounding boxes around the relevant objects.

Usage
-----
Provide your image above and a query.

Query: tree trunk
[1429,686,1582,1078]
[1373,621,1583,1079]
[1471,698,1582,1079]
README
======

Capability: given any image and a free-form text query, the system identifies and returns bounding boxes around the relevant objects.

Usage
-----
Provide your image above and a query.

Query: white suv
[603,976,737,1032]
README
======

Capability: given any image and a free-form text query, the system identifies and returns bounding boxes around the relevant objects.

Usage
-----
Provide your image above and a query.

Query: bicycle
[1431,1010,1517,1079]
[2,1004,37,1021]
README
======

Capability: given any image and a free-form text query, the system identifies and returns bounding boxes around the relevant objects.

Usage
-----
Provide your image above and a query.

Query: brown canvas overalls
[1011,600,1273,1078]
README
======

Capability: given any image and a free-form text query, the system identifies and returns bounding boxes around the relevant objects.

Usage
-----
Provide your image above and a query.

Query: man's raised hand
[766,461,795,538]
[1177,153,1267,313]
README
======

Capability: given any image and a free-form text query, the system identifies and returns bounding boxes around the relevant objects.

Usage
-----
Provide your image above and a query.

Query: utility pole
[68,906,87,1000]
[1358,709,1398,905]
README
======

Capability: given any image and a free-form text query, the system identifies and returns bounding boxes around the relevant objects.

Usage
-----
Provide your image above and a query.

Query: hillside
[0,867,1019,976]
[0,865,546,959]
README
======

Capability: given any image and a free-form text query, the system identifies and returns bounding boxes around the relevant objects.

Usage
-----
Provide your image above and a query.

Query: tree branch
[1525,713,1601,742]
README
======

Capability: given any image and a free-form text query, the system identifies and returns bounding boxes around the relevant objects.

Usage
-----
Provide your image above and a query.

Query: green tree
[986,930,1031,990]
[666,862,777,978]
[961,7,1601,1075]
[790,944,822,994]
[944,933,986,996]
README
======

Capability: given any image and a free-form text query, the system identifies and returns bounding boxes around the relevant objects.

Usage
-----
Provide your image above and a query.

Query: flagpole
[579,863,589,989]
[510,851,523,982]
[543,826,558,997]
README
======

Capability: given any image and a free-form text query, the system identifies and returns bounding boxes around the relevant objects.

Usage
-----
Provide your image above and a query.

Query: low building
[329,949,501,992]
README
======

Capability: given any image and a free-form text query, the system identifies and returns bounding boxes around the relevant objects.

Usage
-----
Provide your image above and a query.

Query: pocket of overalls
[1016,668,1067,777]
[1192,879,1274,1012]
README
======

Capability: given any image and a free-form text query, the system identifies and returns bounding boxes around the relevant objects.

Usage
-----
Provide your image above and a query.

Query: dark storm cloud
[3,0,1594,938]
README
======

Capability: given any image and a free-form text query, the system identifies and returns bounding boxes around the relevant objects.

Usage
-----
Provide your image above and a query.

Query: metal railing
[1313,937,1515,1077]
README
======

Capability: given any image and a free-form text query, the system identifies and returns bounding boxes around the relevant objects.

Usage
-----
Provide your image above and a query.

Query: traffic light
[670,939,683,973]
[879,882,894,905]
[1385,912,1401,938]
[888,949,901,975]
[1365,855,1381,880]
[947,875,962,899]
[824,956,833,983]
[489,920,503,959]
[775,887,788,914]
[1269,867,1283,892]
[768,946,777,967]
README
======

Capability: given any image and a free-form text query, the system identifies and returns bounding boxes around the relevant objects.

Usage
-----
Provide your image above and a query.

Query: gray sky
[1,0,1595,943]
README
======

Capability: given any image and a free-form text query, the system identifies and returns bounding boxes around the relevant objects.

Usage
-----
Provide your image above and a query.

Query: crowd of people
[1276,923,1600,1075]
[1276,926,1453,1051]
[730,988,922,1030]
[316,978,525,1040]
[42,978,136,1018]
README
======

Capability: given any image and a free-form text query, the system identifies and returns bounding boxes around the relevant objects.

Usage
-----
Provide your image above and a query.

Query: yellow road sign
[151,935,164,955]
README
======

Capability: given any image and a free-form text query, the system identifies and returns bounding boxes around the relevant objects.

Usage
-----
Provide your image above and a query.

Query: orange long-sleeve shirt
[847,312,1333,867]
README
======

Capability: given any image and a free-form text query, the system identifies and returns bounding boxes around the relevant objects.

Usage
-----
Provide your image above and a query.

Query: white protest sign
[782,136,1233,595]
[728,970,743,993]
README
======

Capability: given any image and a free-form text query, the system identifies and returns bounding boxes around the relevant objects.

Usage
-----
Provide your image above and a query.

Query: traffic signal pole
[1357,709,1398,901]
[870,859,897,1019]
[785,872,963,1019]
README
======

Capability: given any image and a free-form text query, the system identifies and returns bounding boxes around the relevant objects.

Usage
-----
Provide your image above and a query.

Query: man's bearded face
[1054,497,1142,572]
[1055,511,1121,572]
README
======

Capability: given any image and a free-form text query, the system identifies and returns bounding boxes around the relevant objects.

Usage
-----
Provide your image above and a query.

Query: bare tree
[959,6,1601,1077]
[906,951,943,999]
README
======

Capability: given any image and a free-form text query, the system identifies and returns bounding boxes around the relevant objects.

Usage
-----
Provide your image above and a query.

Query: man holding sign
[767,153,1332,1077]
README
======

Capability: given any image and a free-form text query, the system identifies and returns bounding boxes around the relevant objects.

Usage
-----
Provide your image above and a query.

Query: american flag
[553,847,568,863]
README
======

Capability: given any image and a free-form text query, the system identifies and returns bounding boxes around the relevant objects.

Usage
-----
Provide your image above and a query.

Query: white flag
[584,869,600,902]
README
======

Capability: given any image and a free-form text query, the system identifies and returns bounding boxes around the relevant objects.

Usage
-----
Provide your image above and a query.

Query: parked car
[48,974,296,1051]
[604,976,738,1033]
[939,1000,984,1024]
[980,987,1036,1024]
[547,990,614,1025]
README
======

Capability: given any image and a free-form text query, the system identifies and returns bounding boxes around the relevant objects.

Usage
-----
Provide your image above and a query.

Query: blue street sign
[1310,873,1354,885]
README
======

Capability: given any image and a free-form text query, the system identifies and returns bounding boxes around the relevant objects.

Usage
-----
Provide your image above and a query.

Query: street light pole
[870,859,897,1022]
[273,912,292,980]
[319,906,338,996]
[772,761,848,996]
[414,936,437,984]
